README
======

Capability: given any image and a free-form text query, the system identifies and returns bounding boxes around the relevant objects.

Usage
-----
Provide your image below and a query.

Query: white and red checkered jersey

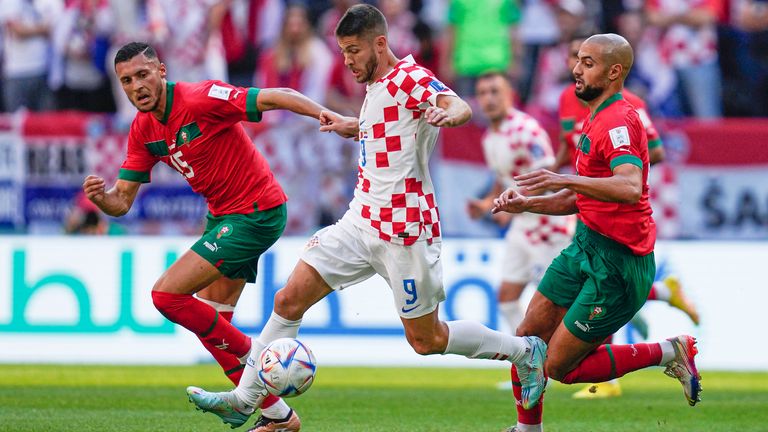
[347,55,456,246]
[482,108,575,245]
[649,0,718,67]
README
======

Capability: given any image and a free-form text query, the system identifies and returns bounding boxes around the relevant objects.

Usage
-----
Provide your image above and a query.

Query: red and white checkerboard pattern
[649,0,718,68]
[482,109,555,187]
[348,55,455,245]
[649,163,680,238]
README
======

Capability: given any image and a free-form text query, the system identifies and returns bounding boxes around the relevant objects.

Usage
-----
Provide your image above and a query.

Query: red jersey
[575,93,656,256]
[559,84,662,171]
[118,81,287,216]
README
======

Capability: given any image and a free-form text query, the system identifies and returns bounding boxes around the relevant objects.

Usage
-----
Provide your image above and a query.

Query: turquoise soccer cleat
[516,336,548,410]
[186,386,253,428]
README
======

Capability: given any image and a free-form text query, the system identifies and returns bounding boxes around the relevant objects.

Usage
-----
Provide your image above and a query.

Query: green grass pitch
[1,364,766,431]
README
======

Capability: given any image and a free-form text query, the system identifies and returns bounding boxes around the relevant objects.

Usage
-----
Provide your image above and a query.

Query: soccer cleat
[572,381,623,399]
[247,409,301,432]
[515,336,548,410]
[186,386,255,428]
[665,276,700,325]
[663,335,702,406]
[502,427,521,432]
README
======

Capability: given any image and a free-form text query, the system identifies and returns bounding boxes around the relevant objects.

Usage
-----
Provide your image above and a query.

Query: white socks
[659,340,676,365]
[498,300,525,334]
[444,320,530,364]
[261,398,292,420]
[516,423,543,432]
[233,312,303,407]
[652,281,671,302]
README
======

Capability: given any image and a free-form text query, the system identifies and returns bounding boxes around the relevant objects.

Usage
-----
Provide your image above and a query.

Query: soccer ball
[258,338,317,398]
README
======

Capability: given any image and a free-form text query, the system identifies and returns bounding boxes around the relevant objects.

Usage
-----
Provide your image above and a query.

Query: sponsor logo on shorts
[216,224,233,239]
[204,241,220,252]
[588,306,604,320]
[574,320,591,333]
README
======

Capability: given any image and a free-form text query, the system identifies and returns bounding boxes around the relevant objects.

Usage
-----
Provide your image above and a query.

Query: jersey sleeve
[624,90,663,149]
[527,125,555,170]
[558,91,576,134]
[118,120,157,183]
[386,66,457,111]
[597,112,646,172]
[190,80,262,125]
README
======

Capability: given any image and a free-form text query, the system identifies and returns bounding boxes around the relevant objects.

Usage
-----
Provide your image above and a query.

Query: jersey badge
[428,80,448,92]
[609,126,630,149]
[208,84,233,101]
[216,224,233,239]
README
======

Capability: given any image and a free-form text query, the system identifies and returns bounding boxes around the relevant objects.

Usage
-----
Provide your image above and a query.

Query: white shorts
[501,227,571,284]
[300,214,445,319]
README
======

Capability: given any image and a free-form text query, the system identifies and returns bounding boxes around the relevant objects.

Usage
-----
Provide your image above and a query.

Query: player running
[187,5,548,430]
[492,34,701,432]
[83,42,348,432]
[556,33,700,399]
[467,72,575,334]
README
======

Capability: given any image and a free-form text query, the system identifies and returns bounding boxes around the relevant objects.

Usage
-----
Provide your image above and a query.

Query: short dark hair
[114,42,158,67]
[335,4,387,39]
[477,71,511,84]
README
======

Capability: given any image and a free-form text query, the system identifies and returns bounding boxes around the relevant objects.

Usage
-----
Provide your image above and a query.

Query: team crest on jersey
[588,306,604,320]
[429,80,448,92]
[180,130,189,144]
[216,224,233,239]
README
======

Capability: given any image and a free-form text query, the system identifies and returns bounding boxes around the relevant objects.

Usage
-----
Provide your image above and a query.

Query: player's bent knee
[273,289,307,321]
[406,333,444,356]
[544,358,570,382]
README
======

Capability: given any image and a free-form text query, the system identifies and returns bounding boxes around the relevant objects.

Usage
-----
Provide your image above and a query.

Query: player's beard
[359,54,378,84]
[575,83,604,102]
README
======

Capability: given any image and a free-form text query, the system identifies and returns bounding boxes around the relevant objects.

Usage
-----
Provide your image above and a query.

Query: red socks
[152,291,251,358]
[560,343,662,384]
[511,365,543,425]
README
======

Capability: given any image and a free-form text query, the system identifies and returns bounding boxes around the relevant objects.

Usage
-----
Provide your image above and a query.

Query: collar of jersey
[375,54,416,84]
[160,81,176,124]
[591,92,623,121]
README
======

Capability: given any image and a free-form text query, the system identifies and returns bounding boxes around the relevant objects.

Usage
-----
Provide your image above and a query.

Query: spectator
[516,0,560,104]
[256,3,332,106]
[526,0,590,120]
[318,0,360,50]
[0,0,63,112]
[442,0,522,96]
[50,0,116,112]
[721,0,768,116]
[646,0,723,118]
[379,0,420,58]
[617,8,677,116]
[155,0,229,83]
[221,0,284,87]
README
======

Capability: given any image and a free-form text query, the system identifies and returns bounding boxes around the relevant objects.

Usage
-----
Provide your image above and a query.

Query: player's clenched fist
[424,106,451,127]
[83,175,106,203]
[492,187,529,214]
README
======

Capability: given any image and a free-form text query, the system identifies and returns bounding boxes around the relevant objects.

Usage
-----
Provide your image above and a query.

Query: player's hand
[83,175,106,203]
[466,198,491,220]
[319,110,359,139]
[514,169,569,194]
[492,188,529,214]
[425,106,452,127]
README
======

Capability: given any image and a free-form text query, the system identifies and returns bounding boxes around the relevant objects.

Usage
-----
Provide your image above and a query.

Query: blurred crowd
[2,0,768,122]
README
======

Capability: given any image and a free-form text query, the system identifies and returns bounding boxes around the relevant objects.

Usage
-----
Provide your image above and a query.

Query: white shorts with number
[300,213,445,319]
[502,227,571,284]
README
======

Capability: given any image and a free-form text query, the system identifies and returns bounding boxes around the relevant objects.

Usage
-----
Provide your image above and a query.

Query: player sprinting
[187,5,548,430]
[492,34,701,432]
[467,72,575,334]
[556,33,700,399]
[83,42,348,432]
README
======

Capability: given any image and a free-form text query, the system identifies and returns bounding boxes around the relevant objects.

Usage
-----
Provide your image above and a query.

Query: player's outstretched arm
[319,110,359,139]
[256,87,327,120]
[492,188,577,216]
[83,176,141,217]
[545,163,643,204]
[425,94,472,128]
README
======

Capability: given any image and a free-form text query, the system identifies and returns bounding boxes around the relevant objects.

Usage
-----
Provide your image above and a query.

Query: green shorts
[538,221,655,343]
[190,203,287,283]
